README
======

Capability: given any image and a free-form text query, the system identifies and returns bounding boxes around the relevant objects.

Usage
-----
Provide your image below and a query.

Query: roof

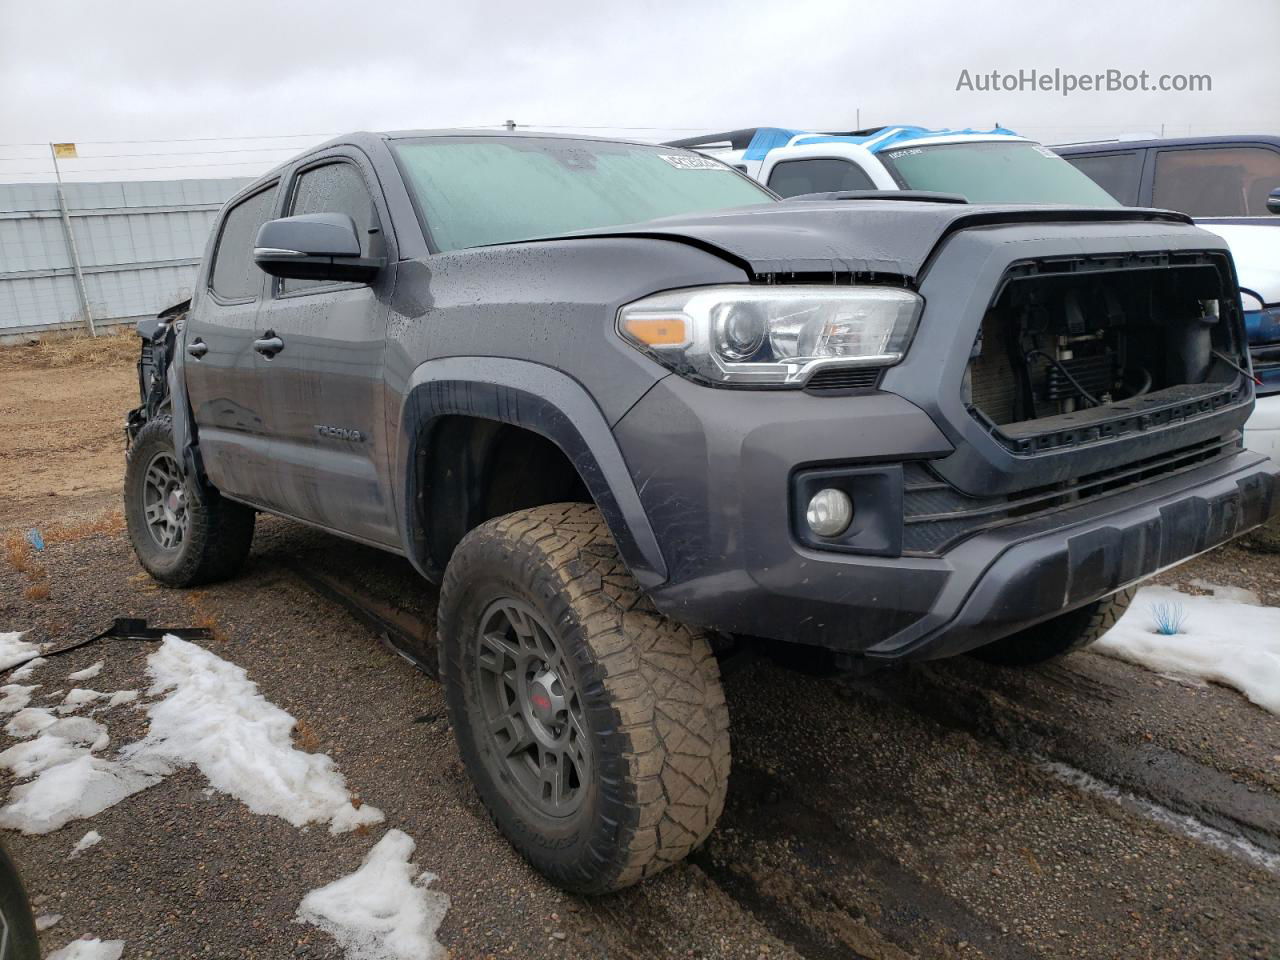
[1054,134,1280,154]
[667,125,1024,160]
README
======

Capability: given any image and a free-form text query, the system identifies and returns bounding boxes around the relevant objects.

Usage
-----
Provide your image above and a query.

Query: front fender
[395,356,667,588]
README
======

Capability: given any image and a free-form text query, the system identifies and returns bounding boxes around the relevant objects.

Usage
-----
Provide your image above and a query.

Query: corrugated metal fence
[0,177,250,338]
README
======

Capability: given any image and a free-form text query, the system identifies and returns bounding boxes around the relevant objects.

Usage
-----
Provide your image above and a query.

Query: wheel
[124,416,255,587]
[0,842,39,960]
[969,587,1135,666]
[438,503,731,894]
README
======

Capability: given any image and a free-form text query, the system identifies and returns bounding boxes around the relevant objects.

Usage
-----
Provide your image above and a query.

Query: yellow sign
[52,143,77,158]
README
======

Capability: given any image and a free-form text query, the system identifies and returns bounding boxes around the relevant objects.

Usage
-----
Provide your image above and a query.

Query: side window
[209,184,278,300]
[1153,146,1280,217]
[767,158,877,198]
[282,161,382,293]
[1064,152,1142,205]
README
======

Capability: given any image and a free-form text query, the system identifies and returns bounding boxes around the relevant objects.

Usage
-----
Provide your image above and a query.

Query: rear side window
[1064,152,1143,205]
[1153,146,1280,217]
[767,158,876,197]
[282,162,382,293]
[209,185,278,300]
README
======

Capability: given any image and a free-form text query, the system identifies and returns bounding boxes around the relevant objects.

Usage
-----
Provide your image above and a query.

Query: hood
[553,200,1194,283]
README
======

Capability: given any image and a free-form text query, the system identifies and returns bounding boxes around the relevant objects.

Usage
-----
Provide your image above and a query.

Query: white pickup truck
[673,125,1279,461]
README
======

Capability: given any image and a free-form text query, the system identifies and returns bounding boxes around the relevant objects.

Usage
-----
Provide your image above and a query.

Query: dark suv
[124,130,1279,894]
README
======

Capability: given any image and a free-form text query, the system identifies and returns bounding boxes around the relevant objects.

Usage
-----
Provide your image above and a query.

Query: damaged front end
[125,299,188,445]
[965,251,1250,453]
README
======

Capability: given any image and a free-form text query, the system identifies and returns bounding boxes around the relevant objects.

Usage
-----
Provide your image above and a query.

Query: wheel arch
[396,357,667,588]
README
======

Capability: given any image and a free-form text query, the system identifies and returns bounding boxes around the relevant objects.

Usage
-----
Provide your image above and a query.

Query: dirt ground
[3,347,1279,960]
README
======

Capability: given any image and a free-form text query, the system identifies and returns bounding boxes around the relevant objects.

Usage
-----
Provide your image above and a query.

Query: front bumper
[614,376,1279,659]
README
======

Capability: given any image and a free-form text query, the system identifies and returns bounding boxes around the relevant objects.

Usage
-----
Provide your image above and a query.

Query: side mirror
[254,213,383,283]
[1268,188,1280,215]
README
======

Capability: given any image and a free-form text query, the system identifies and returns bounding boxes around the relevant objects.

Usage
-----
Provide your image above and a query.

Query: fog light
[806,488,853,537]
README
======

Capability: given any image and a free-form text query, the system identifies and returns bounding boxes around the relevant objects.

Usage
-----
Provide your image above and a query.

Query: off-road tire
[970,587,1136,666]
[438,503,731,894]
[124,416,255,587]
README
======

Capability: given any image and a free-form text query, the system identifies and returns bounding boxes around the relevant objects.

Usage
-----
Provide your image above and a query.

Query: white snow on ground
[1095,585,1280,714]
[60,688,108,713]
[67,661,103,682]
[72,829,102,855]
[0,636,380,838]
[0,683,37,713]
[106,690,137,707]
[36,912,61,931]
[45,938,125,960]
[0,632,43,671]
[122,636,383,834]
[0,753,159,834]
[10,656,46,680]
[4,706,55,738]
[0,717,109,779]
[297,829,450,960]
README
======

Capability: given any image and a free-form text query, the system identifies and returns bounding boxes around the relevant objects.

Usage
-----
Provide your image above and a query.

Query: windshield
[393,136,774,251]
[879,140,1120,206]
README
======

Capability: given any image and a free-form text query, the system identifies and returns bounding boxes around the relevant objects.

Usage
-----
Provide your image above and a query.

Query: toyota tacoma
[123,130,1280,894]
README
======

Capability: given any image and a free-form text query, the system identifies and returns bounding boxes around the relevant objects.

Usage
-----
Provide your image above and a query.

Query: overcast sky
[1,0,1277,181]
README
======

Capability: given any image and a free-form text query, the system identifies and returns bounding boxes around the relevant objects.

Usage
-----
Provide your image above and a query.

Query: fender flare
[395,356,668,588]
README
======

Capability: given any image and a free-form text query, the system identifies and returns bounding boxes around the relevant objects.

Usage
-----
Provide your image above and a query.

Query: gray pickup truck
[124,130,1279,894]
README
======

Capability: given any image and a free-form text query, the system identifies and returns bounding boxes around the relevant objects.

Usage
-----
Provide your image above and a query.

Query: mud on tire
[970,587,1136,667]
[124,416,255,587]
[438,502,731,894]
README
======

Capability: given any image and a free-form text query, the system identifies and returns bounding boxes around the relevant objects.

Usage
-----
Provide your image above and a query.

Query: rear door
[253,152,400,546]
[183,181,281,503]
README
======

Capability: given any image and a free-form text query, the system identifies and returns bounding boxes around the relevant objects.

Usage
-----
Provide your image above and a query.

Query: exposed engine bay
[965,254,1251,448]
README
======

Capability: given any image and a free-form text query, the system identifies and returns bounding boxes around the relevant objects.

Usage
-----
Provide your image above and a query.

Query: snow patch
[0,683,38,713]
[0,632,43,671]
[0,716,109,779]
[67,661,104,682]
[1044,761,1280,876]
[72,829,103,856]
[36,912,61,931]
[10,657,46,681]
[45,938,125,960]
[60,688,107,713]
[107,690,138,707]
[1095,586,1280,714]
[4,706,55,738]
[297,829,450,960]
[0,753,159,834]
[122,636,383,834]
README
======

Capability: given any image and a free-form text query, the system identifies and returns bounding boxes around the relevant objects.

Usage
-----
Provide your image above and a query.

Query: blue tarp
[742,125,1020,162]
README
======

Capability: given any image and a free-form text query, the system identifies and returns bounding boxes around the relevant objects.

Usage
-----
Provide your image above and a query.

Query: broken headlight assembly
[617,285,922,387]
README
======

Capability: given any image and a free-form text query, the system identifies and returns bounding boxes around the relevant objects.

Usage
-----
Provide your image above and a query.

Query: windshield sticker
[658,154,724,170]
[885,148,923,160]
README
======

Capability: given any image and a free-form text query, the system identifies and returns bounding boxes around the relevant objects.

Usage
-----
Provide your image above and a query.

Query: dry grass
[3,530,47,582]
[3,531,35,574]
[42,509,125,545]
[185,591,228,645]
[293,718,322,753]
[23,582,49,601]
[0,327,137,370]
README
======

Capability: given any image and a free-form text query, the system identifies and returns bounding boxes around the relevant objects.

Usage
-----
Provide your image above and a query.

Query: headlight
[617,285,922,387]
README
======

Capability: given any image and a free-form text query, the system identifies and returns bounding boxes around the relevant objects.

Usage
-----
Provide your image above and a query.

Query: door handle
[253,334,284,358]
[186,339,208,359]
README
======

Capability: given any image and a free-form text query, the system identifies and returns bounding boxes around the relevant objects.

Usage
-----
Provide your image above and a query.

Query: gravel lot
[3,349,1279,959]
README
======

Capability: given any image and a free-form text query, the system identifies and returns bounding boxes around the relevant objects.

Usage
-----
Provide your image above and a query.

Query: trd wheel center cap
[165,488,184,517]
[527,669,566,728]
